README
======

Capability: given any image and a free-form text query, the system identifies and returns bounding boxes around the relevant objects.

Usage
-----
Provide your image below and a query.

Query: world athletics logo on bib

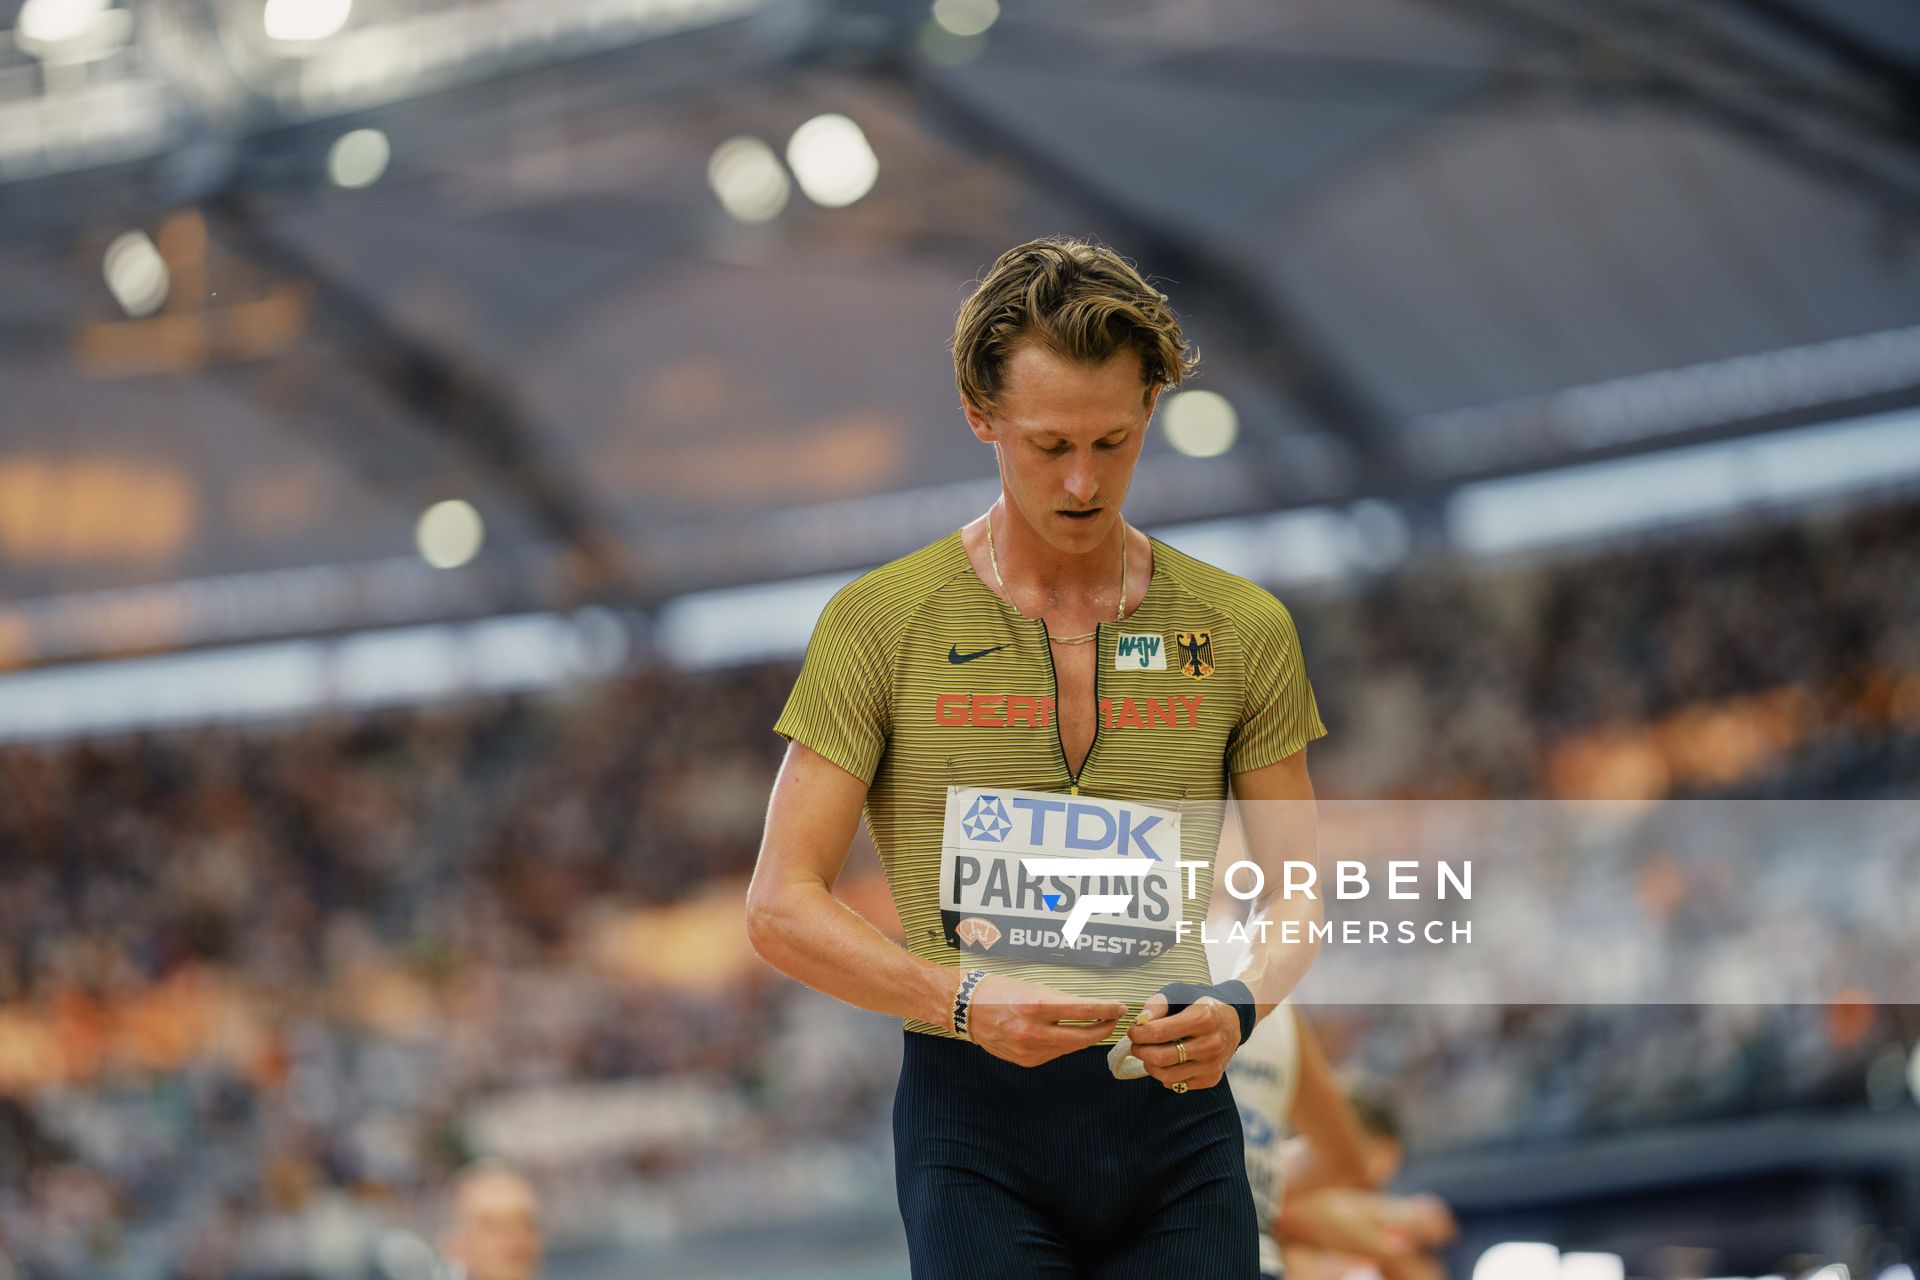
[938,785,1183,969]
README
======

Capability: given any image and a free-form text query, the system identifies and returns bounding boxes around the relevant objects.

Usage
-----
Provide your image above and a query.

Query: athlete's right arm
[1283,1008,1374,1193]
[745,741,1124,1065]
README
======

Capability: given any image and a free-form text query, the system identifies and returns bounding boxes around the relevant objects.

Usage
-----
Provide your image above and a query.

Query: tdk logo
[992,794,1166,860]
[1114,632,1166,671]
[960,795,1013,843]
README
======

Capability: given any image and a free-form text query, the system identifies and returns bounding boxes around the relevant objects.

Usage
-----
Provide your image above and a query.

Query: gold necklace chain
[985,505,1126,646]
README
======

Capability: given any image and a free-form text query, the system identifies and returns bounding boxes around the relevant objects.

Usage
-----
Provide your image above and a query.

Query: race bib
[939,785,1183,968]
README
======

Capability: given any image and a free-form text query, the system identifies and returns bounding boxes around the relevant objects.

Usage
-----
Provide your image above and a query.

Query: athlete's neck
[982,497,1136,609]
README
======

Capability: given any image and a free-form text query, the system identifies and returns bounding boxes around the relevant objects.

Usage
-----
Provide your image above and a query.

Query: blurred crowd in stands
[0,499,1916,1278]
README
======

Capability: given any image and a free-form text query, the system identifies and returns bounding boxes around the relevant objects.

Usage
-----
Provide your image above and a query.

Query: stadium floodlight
[707,136,790,224]
[328,129,390,188]
[415,500,485,570]
[786,114,878,208]
[1162,389,1239,458]
[0,612,622,741]
[263,0,352,42]
[17,0,111,48]
[1472,1243,1560,1280]
[657,571,854,669]
[1446,409,1920,557]
[102,231,169,317]
[1561,1255,1626,1280]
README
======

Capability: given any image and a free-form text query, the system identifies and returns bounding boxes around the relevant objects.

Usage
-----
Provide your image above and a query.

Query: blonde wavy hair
[951,236,1198,416]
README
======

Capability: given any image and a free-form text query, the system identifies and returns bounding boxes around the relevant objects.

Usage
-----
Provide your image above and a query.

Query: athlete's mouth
[1058,509,1101,521]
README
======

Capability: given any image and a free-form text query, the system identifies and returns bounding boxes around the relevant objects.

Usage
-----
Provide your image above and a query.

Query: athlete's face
[441,1172,542,1280]
[964,343,1161,555]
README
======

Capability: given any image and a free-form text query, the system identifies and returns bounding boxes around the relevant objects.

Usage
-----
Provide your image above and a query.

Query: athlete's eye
[1096,436,1125,451]
[1042,442,1071,456]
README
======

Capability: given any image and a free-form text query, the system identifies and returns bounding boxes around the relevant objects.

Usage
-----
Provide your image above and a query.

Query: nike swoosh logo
[948,643,1008,665]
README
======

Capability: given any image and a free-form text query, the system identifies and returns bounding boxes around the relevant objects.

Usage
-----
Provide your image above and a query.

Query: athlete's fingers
[1141,1057,1223,1090]
[994,1009,1123,1061]
[974,976,1125,1026]
[1013,1012,1122,1046]
[1023,998,1127,1025]
[1058,1023,1126,1054]
[1134,1024,1230,1061]
[1130,1028,1230,1070]
[1377,1251,1448,1280]
[1141,1063,1210,1089]
[1139,1058,1193,1086]
[1125,998,1218,1045]
[1395,1194,1457,1244]
[1375,1227,1420,1258]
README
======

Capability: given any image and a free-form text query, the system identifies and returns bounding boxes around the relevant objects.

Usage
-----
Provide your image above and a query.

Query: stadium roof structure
[0,0,1917,665]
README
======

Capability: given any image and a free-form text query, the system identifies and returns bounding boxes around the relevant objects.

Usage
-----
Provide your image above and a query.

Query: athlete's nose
[1064,459,1098,505]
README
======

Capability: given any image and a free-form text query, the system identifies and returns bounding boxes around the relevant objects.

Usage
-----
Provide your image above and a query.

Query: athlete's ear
[963,398,996,444]
[1144,381,1166,423]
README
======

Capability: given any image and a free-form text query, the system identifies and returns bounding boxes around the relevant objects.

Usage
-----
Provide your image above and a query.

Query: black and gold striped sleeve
[772,579,900,785]
[1227,590,1327,774]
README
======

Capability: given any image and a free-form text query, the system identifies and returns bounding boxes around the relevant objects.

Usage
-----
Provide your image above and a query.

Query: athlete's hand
[1378,1252,1449,1280]
[1392,1194,1457,1247]
[965,975,1126,1068]
[1124,990,1240,1090]
[1277,1189,1457,1264]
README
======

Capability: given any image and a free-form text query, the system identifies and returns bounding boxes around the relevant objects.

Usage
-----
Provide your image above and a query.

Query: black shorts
[893,1029,1260,1278]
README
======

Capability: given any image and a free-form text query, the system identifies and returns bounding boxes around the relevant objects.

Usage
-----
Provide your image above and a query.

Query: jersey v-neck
[950,527,1167,793]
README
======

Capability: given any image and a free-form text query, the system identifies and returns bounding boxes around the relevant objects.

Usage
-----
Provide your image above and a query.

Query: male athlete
[747,236,1328,1277]
[1271,1086,1455,1280]
[1219,944,1456,1280]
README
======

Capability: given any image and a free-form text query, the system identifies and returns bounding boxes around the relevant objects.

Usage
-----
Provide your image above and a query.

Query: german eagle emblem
[1175,630,1214,679]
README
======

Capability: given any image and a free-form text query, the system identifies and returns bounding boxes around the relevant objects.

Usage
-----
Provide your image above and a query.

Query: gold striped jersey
[773,528,1327,1041]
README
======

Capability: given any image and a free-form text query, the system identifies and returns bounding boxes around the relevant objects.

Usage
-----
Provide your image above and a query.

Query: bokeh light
[1561,1255,1626,1280]
[930,0,999,37]
[102,230,169,317]
[328,128,391,188]
[1162,388,1239,457]
[707,136,790,224]
[415,500,485,569]
[17,0,111,47]
[263,0,352,42]
[785,114,879,209]
[1472,1243,1560,1280]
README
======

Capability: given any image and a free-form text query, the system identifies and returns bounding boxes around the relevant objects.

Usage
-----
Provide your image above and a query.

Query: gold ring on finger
[1170,1080,1188,1094]
[1175,1038,1188,1064]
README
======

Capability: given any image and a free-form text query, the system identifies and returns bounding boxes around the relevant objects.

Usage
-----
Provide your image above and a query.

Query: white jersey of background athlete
[1214,944,1300,1278]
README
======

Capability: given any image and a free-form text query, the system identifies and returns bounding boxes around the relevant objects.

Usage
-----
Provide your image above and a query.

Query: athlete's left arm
[1126,746,1320,1090]
[1226,744,1323,1023]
